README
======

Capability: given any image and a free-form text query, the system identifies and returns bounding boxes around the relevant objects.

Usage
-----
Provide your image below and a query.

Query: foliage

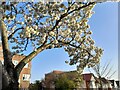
[0,1,103,75]
[29,80,42,90]
[55,75,76,90]
[0,1,103,89]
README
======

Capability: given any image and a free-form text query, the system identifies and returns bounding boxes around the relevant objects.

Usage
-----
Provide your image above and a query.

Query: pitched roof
[101,78,109,84]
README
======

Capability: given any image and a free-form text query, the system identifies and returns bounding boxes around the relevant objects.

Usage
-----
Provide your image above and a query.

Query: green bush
[55,75,76,90]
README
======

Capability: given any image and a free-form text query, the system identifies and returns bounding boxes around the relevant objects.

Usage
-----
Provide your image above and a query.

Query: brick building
[43,70,114,89]
[43,70,79,89]
[0,44,31,89]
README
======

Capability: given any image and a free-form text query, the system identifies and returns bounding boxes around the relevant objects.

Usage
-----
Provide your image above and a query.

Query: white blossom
[53,40,58,44]
[49,31,55,36]
[33,25,38,30]
[75,32,80,41]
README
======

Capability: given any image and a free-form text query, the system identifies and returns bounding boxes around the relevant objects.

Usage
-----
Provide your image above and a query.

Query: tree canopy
[0,1,103,89]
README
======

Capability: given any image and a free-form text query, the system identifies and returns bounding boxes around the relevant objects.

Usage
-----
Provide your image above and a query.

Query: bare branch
[24,38,29,51]
[101,61,110,76]
[108,71,116,79]
[93,64,100,77]
[104,66,113,78]
[100,61,108,75]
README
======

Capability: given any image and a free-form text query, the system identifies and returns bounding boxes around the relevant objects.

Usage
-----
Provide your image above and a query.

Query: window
[22,74,30,81]
[12,60,18,66]
[24,63,28,68]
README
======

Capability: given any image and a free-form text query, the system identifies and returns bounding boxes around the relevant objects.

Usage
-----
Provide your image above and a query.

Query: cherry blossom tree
[0,1,103,90]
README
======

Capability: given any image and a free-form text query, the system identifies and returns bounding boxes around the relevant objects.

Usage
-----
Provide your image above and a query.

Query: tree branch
[24,38,29,51]
[68,2,95,15]
[15,36,49,78]
[101,61,110,76]
[8,27,24,40]
[58,40,93,57]
[15,43,51,79]
[50,2,95,32]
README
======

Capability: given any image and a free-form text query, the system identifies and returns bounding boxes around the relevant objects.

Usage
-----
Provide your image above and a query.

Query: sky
[30,2,118,83]
[84,2,118,80]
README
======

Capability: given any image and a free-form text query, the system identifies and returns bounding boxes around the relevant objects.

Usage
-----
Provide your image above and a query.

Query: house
[82,73,96,89]
[109,80,120,88]
[0,44,31,89]
[115,81,120,88]
[101,78,112,89]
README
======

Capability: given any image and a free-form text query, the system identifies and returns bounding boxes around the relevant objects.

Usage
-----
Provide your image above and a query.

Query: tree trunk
[1,62,19,90]
[2,82,19,90]
[0,20,19,90]
[2,75,19,90]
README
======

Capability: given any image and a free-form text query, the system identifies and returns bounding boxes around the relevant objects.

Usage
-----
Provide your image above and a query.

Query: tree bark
[0,20,19,90]
[1,63,19,90]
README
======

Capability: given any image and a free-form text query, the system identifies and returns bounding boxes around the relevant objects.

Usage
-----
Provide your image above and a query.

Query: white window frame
[22,74,30,81]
